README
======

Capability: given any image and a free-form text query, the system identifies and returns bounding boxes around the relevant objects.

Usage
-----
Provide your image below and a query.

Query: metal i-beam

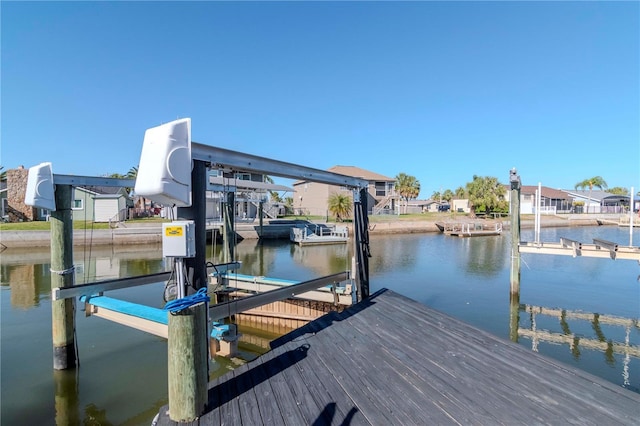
[209,272,349,321]
[53,174,135,187]
[52,262,241,300]
[191,142,368,189]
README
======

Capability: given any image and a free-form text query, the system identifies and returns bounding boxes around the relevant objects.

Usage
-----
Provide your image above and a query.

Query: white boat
[290,223,349,245]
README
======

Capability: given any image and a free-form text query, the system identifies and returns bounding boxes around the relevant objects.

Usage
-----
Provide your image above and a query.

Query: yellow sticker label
[165,226,183,237]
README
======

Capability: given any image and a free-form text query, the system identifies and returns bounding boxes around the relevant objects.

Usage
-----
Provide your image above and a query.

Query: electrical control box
[162,221,196,258]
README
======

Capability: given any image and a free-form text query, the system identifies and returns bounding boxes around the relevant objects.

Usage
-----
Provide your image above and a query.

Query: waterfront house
[4,166,131,223]
[205,171,292,222]
[74,186,131,222]
[292,166,398,216]
[563,190,610,214]
[504,185,573,214]
[405,199,436,214]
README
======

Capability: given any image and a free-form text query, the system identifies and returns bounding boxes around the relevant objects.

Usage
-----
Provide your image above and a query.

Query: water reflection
[457,235,508,277]
[511,301,639,391]
[0,246,167,309]
[290,243,350,276]
[53,370,79,426]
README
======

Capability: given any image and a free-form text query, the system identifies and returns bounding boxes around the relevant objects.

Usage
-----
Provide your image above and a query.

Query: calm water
[1,226,638,425]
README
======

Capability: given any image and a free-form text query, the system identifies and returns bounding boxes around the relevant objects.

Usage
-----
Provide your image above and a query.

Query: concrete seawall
[0,216,604,249]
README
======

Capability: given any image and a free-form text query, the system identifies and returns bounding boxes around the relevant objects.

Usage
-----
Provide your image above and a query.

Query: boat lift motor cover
[134,118,192,207]
[25,162,56,211]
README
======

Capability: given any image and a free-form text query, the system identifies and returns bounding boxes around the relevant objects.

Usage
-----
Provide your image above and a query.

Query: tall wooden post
[50,184,77,370]
[509,168,521,295]
[168,303,208,422]
[223,191,235,263]
[177,160,207,291]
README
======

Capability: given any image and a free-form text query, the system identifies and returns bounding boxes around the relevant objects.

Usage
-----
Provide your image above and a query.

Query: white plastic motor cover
[134,118,192,207]
[25,162,56,211]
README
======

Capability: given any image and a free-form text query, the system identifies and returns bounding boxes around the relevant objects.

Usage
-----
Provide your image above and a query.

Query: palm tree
[575,176,608,214]
[126,166,138,179]
[327,193,352,222]
[442,189,454,203]
[454,186,466,199]
[394,173,421,214]
[262,175,283,203]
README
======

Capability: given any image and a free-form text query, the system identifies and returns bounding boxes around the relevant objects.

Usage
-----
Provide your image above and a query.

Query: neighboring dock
[435,220,503,237]
[156,289,639,425]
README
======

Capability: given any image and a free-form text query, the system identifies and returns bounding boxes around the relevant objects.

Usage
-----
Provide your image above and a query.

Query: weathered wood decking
[157,290,639,425]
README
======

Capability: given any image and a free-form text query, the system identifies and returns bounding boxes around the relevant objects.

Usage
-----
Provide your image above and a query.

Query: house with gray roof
[505,185,573,214]
[563,190,611,214]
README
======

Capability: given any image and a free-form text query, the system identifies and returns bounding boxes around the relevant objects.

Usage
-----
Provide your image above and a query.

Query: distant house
[405,199,434,214]
[205,171,292,222]
[505,185,573,214]
[4,166,131,223]
[452,199,471,214]
[563,190,611,214]
[293,166,398,216]
[74,186,130,222]
[405,199,450,214]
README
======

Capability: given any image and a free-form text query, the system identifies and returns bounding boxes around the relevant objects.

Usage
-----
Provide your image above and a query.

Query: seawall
[0,215,606,249]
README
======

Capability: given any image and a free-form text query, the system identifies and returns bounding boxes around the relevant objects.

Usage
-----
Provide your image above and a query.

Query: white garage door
[94,198,119,222]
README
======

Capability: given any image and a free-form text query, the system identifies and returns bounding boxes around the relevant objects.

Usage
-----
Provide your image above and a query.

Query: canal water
[1,226,638,425]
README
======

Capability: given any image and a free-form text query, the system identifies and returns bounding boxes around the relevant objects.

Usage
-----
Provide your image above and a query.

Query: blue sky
[2,2,639,198]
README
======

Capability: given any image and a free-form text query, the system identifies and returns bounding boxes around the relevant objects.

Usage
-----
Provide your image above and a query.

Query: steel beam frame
[192,142,368,189]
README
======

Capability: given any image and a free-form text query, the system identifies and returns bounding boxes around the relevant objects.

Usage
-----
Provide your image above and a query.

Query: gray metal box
[162,221,196,257]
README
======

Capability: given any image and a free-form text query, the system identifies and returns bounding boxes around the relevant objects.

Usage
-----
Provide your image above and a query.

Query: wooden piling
[168,303,208,422]
[509,169,521,295]
[50,184,77,370]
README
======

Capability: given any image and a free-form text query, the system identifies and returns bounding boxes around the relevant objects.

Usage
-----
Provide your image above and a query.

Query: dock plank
[157,289,640,426]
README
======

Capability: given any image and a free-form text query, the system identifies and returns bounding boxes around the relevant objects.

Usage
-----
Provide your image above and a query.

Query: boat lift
[517,182,640,262]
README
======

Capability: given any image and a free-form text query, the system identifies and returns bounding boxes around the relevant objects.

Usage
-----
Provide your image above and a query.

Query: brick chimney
[7,166,37,222]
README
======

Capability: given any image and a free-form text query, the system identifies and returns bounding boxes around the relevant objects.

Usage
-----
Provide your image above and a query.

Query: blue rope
[164,287,210,313]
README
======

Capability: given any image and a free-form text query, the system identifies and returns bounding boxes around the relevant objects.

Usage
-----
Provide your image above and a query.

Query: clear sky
[2,1,639,198]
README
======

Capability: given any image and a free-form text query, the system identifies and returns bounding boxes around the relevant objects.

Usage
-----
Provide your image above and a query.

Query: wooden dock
[436,221,503,237]
[156,290,639,425]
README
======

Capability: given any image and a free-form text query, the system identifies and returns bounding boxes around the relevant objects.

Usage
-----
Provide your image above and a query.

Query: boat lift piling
[25,164,136,370]
[509,168,521,295]
[50,184,77,370]
[629,185,634,247]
